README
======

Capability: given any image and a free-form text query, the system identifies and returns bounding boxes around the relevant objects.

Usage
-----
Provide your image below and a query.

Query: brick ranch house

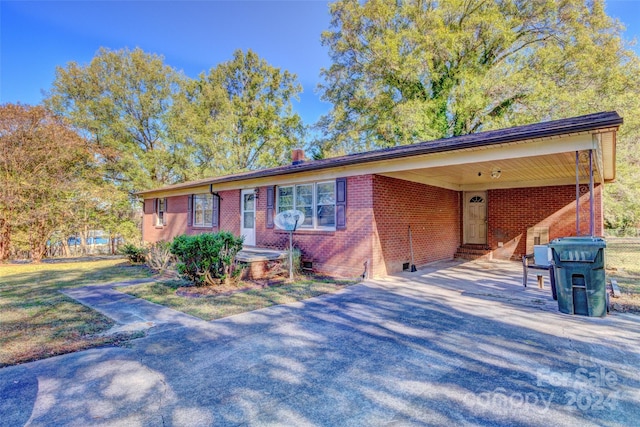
[137,111,622,279]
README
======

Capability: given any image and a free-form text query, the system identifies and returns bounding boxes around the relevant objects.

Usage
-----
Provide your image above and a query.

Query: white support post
[589,149,595,237]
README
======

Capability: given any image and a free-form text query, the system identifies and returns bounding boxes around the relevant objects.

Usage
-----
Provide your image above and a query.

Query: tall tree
[0,104,94,261]
[46,47,184,191]
[317,0,640,154]
[170,49,305,178]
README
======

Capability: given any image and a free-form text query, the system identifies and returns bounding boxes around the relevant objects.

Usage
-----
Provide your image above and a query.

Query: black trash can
[549,237,607,317]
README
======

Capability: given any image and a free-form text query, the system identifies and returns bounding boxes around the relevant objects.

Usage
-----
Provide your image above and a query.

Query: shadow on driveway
[1,260,639,426]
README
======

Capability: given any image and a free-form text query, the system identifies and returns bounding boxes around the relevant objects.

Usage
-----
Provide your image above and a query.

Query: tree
[46,47,185,191]
[604,145,640,233]
[0,104,94,261]
[317,0,640,229]
[57,181,140,256]
[170,49,305,178]
[317,0,640,154]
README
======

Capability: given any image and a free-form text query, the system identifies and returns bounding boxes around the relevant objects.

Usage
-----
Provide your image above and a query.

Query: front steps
[454,244,492,260]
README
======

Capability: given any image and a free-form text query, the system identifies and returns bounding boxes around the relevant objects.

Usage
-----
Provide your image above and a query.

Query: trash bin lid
[549,236,606,247]
[549,236,606,262]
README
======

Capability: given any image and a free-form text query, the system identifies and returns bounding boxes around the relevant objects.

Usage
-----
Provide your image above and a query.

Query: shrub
[283,247,302,277]
[170,232,244,286]
[146,241,175,272]
[120,244,147,264]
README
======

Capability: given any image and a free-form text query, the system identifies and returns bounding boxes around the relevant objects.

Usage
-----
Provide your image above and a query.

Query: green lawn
[118,278,355,321]
[0,258,152,367]
[606,238,640,313]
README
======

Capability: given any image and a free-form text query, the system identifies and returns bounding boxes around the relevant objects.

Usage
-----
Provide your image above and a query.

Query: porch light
[490,168,502,179]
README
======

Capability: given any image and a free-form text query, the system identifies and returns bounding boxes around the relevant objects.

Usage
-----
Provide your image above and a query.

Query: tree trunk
[0,220,11,261]
[80,226,88,255]
[29,215,55,263]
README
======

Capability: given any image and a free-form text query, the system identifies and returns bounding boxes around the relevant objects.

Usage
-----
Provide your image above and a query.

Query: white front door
[241,189,256,246]
[464,191,487,244]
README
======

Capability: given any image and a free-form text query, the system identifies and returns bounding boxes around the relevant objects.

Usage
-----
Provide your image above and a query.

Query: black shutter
[153,198,158,225]
[187,195,193,227]
[266,186,275,229]
[336,178,347,230]
[212,194,219,227]
[145,198,154,215]
[162,198,167,226]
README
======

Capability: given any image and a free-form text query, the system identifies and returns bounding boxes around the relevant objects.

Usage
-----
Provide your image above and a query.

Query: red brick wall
[142,175,460,278]
[372,176,460,275]
[141,190,240,243]
[142,196,190,243]
[487,184,603,259]
[218,190,241,235]
[256,175,376,278]
[141,179,603,277]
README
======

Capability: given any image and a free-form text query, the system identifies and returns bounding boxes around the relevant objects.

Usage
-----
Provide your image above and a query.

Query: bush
[146,241,175,272]
[120,244,147,264]
[283,247,302,277]
[170,232,244,286]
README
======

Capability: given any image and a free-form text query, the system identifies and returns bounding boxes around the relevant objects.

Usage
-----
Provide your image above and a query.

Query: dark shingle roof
[137,111,622,195]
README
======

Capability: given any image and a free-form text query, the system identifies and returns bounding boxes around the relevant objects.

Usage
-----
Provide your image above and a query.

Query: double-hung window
[277,181,336,229]
[155,198,166,226]
[193,194,213,227]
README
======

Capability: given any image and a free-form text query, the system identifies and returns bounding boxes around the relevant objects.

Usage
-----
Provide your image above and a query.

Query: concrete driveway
[1,260,639,426]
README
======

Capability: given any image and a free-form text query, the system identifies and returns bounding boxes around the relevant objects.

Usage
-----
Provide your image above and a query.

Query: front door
[464,191,487,244]
[241,189,256,246]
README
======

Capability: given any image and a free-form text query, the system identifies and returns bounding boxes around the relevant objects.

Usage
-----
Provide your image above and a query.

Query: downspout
[140,199,145,244]
[210,184,223,200]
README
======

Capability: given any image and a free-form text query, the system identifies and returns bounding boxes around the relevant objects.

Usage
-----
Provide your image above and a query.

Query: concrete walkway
[1,260,639,426]
[62,279,210,334]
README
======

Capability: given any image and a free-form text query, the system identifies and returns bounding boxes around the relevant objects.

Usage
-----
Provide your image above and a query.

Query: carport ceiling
[381,151,601,192]
[361,128,615,192]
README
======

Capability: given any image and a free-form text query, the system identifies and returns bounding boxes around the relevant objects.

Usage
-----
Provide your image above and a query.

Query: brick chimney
[291,149,306,165]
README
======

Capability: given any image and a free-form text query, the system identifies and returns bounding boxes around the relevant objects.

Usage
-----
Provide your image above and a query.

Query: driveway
[1,260,639,426]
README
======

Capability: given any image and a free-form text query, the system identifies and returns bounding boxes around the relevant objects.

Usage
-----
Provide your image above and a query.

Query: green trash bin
[549,237,607,317]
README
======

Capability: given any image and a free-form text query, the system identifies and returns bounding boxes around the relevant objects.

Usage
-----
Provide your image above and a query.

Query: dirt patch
[173,274,351,298]
[176,278,288,298]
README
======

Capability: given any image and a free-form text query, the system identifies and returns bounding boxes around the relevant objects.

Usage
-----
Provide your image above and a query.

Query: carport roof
[136,111,622,196]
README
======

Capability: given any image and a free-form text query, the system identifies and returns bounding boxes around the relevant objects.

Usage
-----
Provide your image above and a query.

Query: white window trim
[193,194,214,227]
[277,181,336,230]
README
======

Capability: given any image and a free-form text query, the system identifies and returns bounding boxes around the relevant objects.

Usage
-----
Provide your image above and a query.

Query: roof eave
[135,111,623,196]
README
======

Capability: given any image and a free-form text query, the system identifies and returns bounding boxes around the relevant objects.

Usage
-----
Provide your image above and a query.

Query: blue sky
[1,0,639,126]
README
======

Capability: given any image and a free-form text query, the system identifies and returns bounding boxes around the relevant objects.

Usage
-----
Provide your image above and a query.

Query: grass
[118,277,355,321]
[606,238,640,313]
[0,258,152,367]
